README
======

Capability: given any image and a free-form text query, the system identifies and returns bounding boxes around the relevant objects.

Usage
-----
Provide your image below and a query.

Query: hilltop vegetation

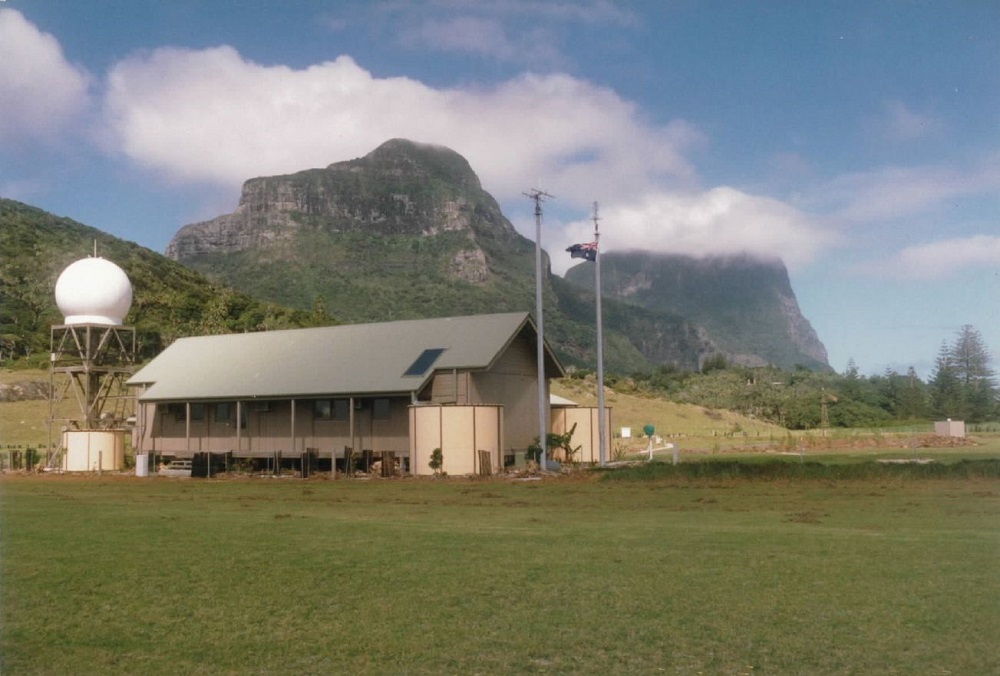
[581,326,998,429]
[0,199,322,365]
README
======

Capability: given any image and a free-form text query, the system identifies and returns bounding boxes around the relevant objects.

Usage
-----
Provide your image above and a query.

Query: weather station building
[127,312,565,476]
[49,254,137,471]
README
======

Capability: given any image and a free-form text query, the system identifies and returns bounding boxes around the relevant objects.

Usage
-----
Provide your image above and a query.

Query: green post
[643,425,655,461]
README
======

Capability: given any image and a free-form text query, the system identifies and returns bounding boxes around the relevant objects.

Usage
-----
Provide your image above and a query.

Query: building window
[214,403,231,424]
[315,399,350,421]
[373,398,391,420]
[314,399,332,420]
[333,399,350,421]
[190,404,205,422]
[170,403,186,423]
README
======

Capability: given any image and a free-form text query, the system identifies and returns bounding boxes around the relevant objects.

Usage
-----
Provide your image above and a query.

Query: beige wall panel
[551,407,612,464]
[409,406,441,475]
[472,405,503,473]
[409,405,503,476]
[472,371,541,452]
[440,406,476,475]
[63,430,124,471]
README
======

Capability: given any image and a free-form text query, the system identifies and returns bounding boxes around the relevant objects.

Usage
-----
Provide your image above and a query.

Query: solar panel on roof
[403,347,446,377]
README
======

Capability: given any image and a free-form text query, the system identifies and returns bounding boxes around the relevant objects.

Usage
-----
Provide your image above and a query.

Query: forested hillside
[602,323,998,427]
[0,199,320,364]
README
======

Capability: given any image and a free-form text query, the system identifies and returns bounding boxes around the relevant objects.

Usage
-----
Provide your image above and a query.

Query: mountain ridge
[1,140,827,373]
[565,250,828,370]
[166,139,828,371]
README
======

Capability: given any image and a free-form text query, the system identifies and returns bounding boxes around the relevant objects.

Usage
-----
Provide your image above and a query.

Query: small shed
[934,420,966,438]
[550,394,612,464]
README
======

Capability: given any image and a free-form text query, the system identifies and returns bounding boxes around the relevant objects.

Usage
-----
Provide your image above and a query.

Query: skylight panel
[403,348,446,377]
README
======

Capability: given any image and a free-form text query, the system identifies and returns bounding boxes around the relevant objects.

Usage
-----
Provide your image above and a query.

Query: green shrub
[599,458,1000,482]
[428,447,443,475]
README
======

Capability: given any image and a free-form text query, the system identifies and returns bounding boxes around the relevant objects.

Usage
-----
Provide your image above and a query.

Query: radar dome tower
[48,252,136,471]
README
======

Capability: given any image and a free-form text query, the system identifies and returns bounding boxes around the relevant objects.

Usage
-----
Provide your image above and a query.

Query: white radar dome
[55,257,133,326]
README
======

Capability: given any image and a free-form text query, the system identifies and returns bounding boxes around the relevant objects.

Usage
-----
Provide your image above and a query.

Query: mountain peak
[332,138,482,191]
[167,140,505,262]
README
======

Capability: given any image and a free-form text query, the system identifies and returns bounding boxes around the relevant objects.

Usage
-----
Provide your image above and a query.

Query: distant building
[550,394,613,464]
[127,312,564,474]
[934,419,966,438]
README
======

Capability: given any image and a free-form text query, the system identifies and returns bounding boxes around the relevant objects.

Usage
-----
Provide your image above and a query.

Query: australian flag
[566,241,598,262]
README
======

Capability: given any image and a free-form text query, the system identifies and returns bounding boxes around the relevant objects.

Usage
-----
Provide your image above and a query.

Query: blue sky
[2,1,997,378]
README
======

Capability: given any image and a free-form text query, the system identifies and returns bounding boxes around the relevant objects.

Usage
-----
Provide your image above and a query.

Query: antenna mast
[592,202,607,465]
[523,188,553,471]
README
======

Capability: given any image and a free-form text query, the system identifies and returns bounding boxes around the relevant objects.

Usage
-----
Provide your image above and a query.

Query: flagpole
[592,203,607,466]
[525,188,552,472]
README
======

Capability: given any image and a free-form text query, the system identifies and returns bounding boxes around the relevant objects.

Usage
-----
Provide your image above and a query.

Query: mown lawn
[2,465,998,674]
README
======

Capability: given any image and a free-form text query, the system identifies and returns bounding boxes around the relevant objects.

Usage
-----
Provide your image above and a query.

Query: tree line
[591,324,998,428]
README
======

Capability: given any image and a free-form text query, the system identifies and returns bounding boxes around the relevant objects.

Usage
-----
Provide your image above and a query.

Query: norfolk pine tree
[930,326,997,422]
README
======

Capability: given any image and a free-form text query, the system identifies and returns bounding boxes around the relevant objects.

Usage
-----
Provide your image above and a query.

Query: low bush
[600,458,1000,482]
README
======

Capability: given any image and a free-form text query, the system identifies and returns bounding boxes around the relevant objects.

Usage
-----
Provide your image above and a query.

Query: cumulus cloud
[552,187,835,275]
[378,0,637,29]
[387,0,636,65]
[869,235,1000,280]
[0,9,91,145]
[809,158,1000,223]
[100,42,840,273]
[398,16,562,66]
[102,46,701,205]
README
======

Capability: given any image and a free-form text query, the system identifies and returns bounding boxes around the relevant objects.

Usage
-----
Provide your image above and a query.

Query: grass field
[2,462,998,675]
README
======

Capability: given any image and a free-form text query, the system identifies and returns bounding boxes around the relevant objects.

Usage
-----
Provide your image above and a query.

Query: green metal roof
[128,312,564,402]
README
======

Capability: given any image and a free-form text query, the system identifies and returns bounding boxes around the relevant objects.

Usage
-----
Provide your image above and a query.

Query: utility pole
[524,188,552,471]
[592,202,607,466]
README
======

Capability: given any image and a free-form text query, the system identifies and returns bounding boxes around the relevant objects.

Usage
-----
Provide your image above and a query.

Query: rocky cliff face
[167,139,515,278]
[164,139,558,344]
[566,251,829,370]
